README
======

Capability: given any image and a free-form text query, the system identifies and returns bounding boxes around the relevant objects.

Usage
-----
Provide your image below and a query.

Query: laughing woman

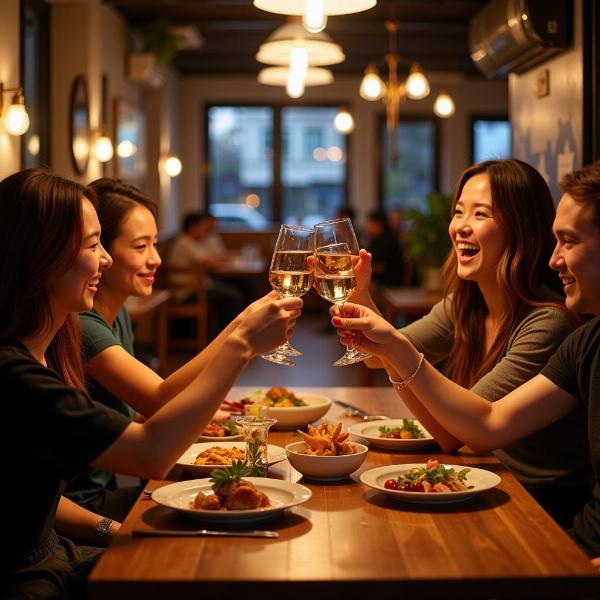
[0,169,301,598]
[345,159,591,527]
[65,178,283,522]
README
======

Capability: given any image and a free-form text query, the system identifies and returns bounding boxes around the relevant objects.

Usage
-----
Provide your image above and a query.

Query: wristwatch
[96,517,114,539]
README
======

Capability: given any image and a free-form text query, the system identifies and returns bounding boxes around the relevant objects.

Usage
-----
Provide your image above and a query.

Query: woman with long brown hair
[346,159,591,526]
[66,178,284,522]
[0,169,301,598]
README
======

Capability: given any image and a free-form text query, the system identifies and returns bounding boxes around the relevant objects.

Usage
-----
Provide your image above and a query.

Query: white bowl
[285,441,368,481]
[258,394,332,430]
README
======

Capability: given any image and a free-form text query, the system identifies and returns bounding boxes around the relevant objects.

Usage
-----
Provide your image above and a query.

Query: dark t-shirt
[0,339,130,567]
[65,308,135,505]
[541,317,600,556]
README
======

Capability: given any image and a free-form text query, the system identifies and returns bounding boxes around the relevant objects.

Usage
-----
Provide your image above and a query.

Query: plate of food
[348,418,435,450]
[224,387,332,430]
[197,419,244,442]
[360,459,501,504]
[177,441,287,476]
[152,464,312,523]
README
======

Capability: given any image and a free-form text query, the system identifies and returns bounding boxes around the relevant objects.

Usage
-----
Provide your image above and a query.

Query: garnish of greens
[397,464,471,487]
[379,419,425,439]
[222,419,239,435]
[244,436,264,476]
[209,460,252,492]
[208,437,264,491]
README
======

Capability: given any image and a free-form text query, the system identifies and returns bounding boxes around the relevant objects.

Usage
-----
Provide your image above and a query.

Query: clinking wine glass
[313,218,372,367]
[261,224,314,367]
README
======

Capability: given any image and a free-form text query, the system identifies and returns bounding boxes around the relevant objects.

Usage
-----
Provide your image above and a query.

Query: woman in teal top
[66,178,286,521]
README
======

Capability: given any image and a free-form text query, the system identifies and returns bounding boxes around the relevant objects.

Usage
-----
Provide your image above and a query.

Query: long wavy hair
[443,159,566,388]
[0,169,97,389]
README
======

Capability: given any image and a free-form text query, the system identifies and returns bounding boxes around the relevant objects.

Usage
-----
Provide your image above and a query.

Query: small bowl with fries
[285,421,368,481]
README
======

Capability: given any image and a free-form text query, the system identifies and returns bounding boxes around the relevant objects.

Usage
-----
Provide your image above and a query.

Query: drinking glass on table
[261,224,314,367]
[313,218,372,367]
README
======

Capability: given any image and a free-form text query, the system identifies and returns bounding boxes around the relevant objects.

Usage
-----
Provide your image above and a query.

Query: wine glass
[313,218,372,367]
[261,224,314,367]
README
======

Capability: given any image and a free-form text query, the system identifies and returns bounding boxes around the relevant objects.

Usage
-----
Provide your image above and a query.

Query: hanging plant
[140,19,182,66]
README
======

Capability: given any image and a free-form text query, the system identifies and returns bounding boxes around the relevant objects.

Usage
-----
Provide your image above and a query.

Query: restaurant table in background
[88,387,598,599]
[380,286,443,324]
[214,256,266,279]
[124,289,171,375]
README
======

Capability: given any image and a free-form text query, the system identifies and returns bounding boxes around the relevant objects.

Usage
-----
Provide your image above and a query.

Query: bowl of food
[285,421,368,481]
[237,387,332,430]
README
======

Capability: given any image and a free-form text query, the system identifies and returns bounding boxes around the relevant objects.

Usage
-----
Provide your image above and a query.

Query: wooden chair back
[161,264,209,352]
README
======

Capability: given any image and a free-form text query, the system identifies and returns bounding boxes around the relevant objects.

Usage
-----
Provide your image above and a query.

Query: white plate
[348,419,436,450]
[360,463,501,504]
[242,393,332,430]
[152,477,312,523]
[177,441,287,476]
[196,432,244,443]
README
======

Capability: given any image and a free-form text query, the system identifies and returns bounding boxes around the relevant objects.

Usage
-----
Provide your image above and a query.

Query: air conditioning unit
[469,0,572,78]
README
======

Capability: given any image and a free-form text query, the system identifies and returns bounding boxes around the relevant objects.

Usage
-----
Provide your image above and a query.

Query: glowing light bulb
[406,67,430,100]
[359,66,385,101]
[117,140,136,158]
[27,134,40,156]
[95,135,113,162]
[433,93,456,118]
[303,0,327,33]
[333,109,354,134]
[163,154,182,177]
[4,103,30,136]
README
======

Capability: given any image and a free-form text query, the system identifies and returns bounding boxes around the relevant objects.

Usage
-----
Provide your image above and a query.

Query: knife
[333,399,370,416]
[132,529,279,538]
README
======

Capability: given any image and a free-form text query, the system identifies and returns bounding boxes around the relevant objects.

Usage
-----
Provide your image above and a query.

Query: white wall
[0,0,22,179]
[179,72,508,221]
[510,0,583,201]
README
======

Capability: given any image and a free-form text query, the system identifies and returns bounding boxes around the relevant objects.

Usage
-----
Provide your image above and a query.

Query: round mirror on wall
[69,75,90,175]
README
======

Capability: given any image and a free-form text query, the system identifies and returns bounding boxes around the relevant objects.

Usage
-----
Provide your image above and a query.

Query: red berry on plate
[384,479,398,490]
[410,482,425,492]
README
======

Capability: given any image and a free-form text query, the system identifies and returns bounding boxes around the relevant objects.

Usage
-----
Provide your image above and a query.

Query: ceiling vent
[469,0,571,78]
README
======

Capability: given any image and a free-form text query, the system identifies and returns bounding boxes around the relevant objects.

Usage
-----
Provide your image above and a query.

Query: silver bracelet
[388,352,425,390]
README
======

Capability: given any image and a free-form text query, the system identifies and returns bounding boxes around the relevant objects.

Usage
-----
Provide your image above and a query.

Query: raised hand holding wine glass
[313,218,372,366]
[262,224,314,367]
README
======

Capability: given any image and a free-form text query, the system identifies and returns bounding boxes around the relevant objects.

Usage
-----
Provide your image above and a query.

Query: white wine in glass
[313,219,372,367]
[262,225,314,367]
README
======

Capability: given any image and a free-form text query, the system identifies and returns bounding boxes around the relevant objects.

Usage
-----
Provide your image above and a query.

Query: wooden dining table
[88,386,599,599]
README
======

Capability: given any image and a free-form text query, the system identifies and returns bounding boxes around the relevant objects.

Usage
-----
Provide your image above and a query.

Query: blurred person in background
[365,210,405,287]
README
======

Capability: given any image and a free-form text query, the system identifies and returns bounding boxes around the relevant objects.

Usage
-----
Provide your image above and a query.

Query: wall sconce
[94,129,114,163]
[0,83,30,136]
[161,153,182,177]
[333,107,354,134]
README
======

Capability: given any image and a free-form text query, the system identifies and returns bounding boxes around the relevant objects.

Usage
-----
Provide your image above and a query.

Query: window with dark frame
[380,116,439,214]
[206,105,348,229]
[471,116,511,163]
[20,0,50,168]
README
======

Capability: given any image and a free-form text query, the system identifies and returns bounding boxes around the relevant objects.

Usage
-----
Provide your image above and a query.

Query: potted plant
[403,191,453,291]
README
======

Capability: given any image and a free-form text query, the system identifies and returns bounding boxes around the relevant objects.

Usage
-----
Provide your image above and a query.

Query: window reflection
[21,0,50,168]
